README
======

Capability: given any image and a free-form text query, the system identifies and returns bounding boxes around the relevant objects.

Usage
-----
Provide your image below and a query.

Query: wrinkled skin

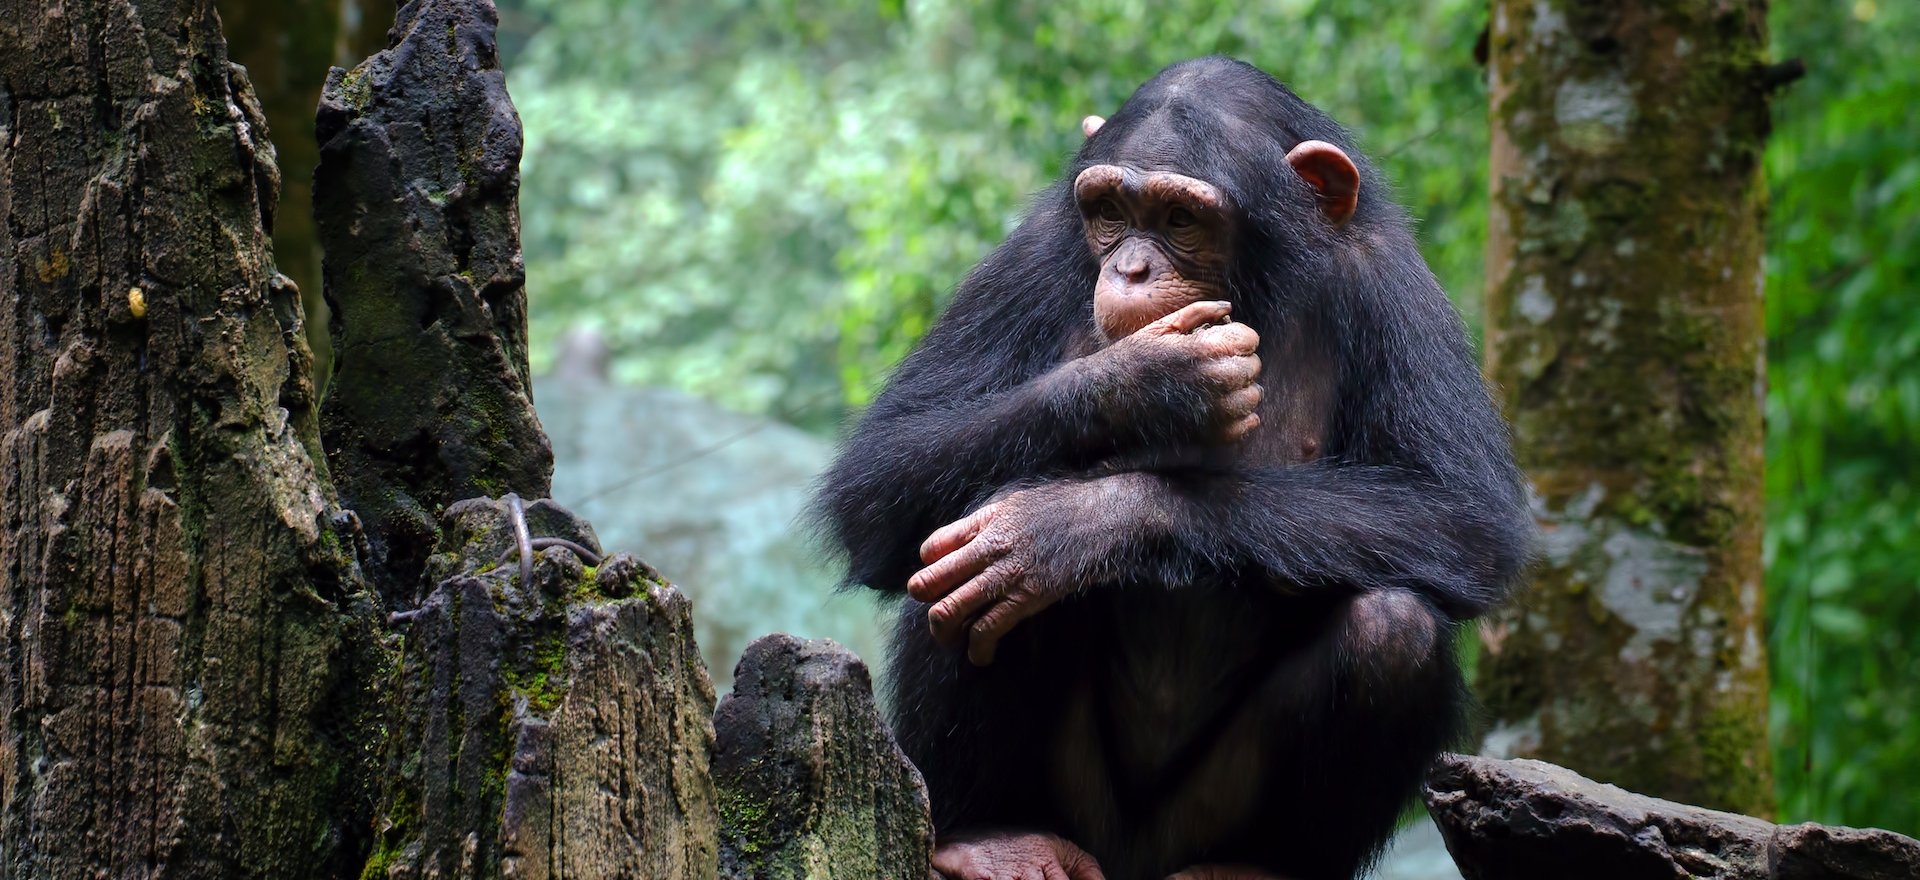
[819,58,1531,880]
[934,832,1109,880]
[1075,163,1236,343]
[1078,300,1264,446]
[907,303,1260,667]
[934,832,1285,880]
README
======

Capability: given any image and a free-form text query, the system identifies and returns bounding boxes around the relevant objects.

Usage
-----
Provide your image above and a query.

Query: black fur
[814,57,1529,880]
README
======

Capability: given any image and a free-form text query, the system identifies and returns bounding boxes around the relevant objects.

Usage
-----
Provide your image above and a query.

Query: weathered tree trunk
[314,0,552,605]
[0,0,379,875]
[714,635,934,880]
[216,0,338,315]
[307,3,732,877]
[216,0,382,395]
[369,498,720,879]
[214,0,388,397]
[1,2,934,877]
[1477,0,1777,815]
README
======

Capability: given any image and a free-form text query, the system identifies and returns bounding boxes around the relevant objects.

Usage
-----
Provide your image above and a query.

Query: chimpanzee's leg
[888,600,1112,880]
[1190,588,1467,880]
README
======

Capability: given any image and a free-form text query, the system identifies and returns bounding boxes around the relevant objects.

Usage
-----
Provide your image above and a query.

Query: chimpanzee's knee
[1338,589,1446,684]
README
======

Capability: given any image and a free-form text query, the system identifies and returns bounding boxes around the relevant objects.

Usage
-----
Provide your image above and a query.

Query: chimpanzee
[814,57,1530,880]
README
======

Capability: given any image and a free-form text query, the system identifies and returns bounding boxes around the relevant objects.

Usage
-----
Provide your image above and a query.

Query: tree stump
[714,635,934,880]
[0,0,379,875]
[314,0,553,606]
[370,497,720,879]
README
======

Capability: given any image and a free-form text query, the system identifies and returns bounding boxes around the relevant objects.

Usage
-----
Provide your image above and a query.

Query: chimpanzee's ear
[1082,115,1106,138]
[1285,140,1360,226]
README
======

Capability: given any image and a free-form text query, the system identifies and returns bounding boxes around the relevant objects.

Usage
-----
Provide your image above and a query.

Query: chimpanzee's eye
[1167,206,1196,229]
[1097,200,1125,223]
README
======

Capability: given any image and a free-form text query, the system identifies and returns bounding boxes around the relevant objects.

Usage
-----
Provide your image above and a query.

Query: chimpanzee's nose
[1118,245,1151,283]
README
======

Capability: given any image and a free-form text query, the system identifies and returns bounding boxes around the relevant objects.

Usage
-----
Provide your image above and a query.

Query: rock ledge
[1425,754,1920,880]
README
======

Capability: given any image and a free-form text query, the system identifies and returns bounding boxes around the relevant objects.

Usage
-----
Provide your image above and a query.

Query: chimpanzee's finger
[921,503,1001,564]
[1221,413,1262,444]
[1220,384,1263,419]
[1202,354,1261,388]
[1194,320,1260,356]
[1146,300,1232,335]
[909,534,1002,604]
[930,844,980,880]
[966,584,1060,666]
[929,559,1019,647]
[1054,839,1107,880]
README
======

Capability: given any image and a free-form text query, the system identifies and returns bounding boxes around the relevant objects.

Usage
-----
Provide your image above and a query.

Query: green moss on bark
[313,0,553,608]
[1478,0,1775,816]
[0,1,384,874]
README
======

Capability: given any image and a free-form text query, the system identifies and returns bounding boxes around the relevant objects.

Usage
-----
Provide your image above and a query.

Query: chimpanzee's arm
[817,349,1186,593]
[908,273,1533,655]
[909,453,1525,668]
[1088,462,1527,620]
[815,218,1096,593]
[1214,268,1532,619]
[816,210,1250,593]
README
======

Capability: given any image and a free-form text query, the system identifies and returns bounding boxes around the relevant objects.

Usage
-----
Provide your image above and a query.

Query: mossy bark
[305,4,724,877]
[1478,0,1776,815]
[213,0,389,397]
[4,3,924,878]
[0,0,381,874]
[369,499,719,880]
[713,635,934,880]
[314,0,553,607]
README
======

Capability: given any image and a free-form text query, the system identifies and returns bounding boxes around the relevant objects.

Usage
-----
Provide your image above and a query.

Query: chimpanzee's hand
[907,483,1107,666]
[1091,300,1262,445]
[933,831,1107,880]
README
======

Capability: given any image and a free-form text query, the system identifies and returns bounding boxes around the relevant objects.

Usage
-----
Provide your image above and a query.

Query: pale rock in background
[533,331,882,686]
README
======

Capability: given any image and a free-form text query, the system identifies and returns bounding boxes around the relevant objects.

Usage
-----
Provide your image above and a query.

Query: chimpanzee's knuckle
[1204,358,1253,389]
[1237,386,1264,412]
[1198,326,1239,355]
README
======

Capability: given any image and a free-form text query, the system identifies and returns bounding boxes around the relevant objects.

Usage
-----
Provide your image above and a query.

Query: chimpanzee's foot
[933,831,1107,880]
[1165,865,1285,880]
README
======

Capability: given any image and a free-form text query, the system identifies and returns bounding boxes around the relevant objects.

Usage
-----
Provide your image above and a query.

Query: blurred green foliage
[500,0,1920,834]
[1764,0,1920,834]
[507,0,1488,429]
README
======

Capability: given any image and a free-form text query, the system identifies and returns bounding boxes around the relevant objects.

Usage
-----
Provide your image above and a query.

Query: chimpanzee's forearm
[1043,465,1529,621]
[817,363,1161,592]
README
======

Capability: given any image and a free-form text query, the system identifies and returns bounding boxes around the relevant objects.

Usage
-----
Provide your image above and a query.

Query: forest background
[233,0,1920,837]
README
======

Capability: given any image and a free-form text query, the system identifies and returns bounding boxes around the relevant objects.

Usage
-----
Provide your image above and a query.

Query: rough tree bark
[215,0,389,396]
[1477,0,1779,815]
[311,3,725,876]
[714,635,934,880]
[0,1,935,878]
[369,498,720,879]
[0,0,379,875]
[314,0,552,605]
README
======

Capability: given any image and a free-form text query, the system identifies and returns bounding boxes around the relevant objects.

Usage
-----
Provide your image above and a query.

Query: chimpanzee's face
[1074,164,1235,342]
